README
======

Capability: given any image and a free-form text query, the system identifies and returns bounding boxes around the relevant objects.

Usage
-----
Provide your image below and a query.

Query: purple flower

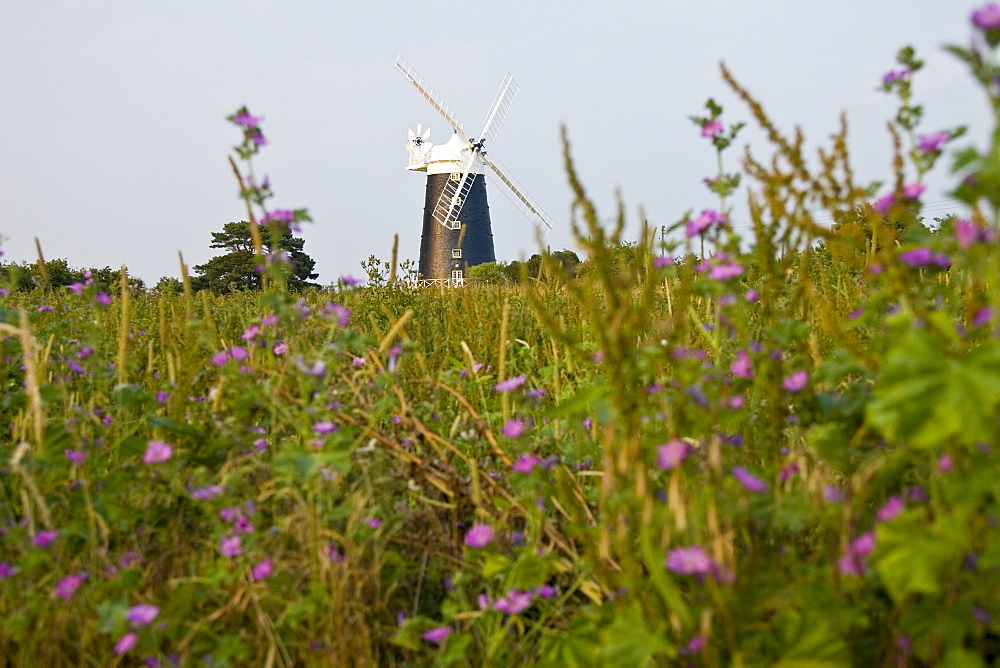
[494,375,526,392]
[272,342,288,355]
[126,604,160,626]
[422,626,452,644]
[882,69,908,85]
[656,439,689,469]
[502,418,525,439]
[852,531,875,556]
[365,517,381,529]
[899,248,950,268]
[745,289,759,303]
[229,346,249,362]
[876,496,904,522]
[55,572,88,599]
[231,110,262,128]
[973,3,1000,30]
[241,325,259,340]
[95,292,112,306]
[252,559,274,581]
[732,466,768,492]
[114,632,138,655]
[465,524,493,548]
[325,303,351,326]
[781,371,808,392]
[220,535,242,557]
[938,454,953,473]
[700,120,723,138]
[211,351,229,366]
[190,485,223,500]
[666,545,714,575]
[313,421,338,435]
[780,463,799,482]
[917,132,950,153]
[142,440,173,464]
[64,449,87,464]
[293,357,326,377]
[0,562,19,579]
[494,589,534,614]
[340,275,361,287]
[872,193,895,215]
[32,530,59,548]
[512,454,543,474]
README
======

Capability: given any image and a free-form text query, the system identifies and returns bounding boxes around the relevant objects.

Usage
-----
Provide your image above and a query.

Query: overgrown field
[4,8,1000,666]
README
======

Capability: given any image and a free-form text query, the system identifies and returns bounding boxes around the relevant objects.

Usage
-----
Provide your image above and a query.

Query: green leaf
[866,331,1000,447]
[597,601,674,665]
[873,510,971,603]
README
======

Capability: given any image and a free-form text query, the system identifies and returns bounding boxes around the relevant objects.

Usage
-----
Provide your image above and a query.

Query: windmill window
[452,249,462,258]
[450,172,462,182]
[451,270,464,281]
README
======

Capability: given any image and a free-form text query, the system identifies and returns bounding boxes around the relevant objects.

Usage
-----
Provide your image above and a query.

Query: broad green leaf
[873,510,971,603]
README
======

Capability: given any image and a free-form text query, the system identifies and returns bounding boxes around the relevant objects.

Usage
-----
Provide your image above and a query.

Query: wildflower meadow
[4,6,1000,666]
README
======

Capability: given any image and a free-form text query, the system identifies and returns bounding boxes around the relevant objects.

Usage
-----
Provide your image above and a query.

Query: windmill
[394,57,553,286]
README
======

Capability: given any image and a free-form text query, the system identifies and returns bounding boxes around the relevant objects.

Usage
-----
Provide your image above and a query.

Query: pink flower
[973,2,1000,30]
[464,524,493,548]
[654,255,674,268]
[241,325,259,340]
[126,603,159,626]
[666,545,714,575]
[95,292,112,306]
[0,562,19,579]
[656,439,689,469]
[730,350,753,378]
[685,209,726,238]
[781,371,808,392]
[876,496,904,522]
[494,375,526,392]
[700,120,723,138]
[882,69,908,85]
[272,342,288,355]
[212,351,229,366]
[732,466,768,492]
[502,418,525,438]
[494,589,534,614]
[142,440,173,464]
[708,262,744,281]
[229,346,249,361]
[365,517,381,529]
[252,559,274,581]
[512,454,543,474]
[839,531,876,576]
[114,632,137,655]
[903,182,926,200]
[423,626,452,643]
[55,572,88,599]
[220,534,242,557]
[938,454,953,473]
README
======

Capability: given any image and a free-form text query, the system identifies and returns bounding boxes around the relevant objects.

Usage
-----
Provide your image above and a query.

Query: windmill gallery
[395,58,553,286]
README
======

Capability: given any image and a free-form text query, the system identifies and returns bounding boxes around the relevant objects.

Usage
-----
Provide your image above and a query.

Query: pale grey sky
[0,1,990,284]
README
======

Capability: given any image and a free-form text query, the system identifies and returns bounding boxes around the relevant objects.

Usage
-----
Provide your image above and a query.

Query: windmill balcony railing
[417,278,466,288]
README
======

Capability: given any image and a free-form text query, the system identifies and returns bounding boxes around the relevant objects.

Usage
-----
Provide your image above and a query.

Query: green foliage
[3,9,1000,665]
[192,221,318,294]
